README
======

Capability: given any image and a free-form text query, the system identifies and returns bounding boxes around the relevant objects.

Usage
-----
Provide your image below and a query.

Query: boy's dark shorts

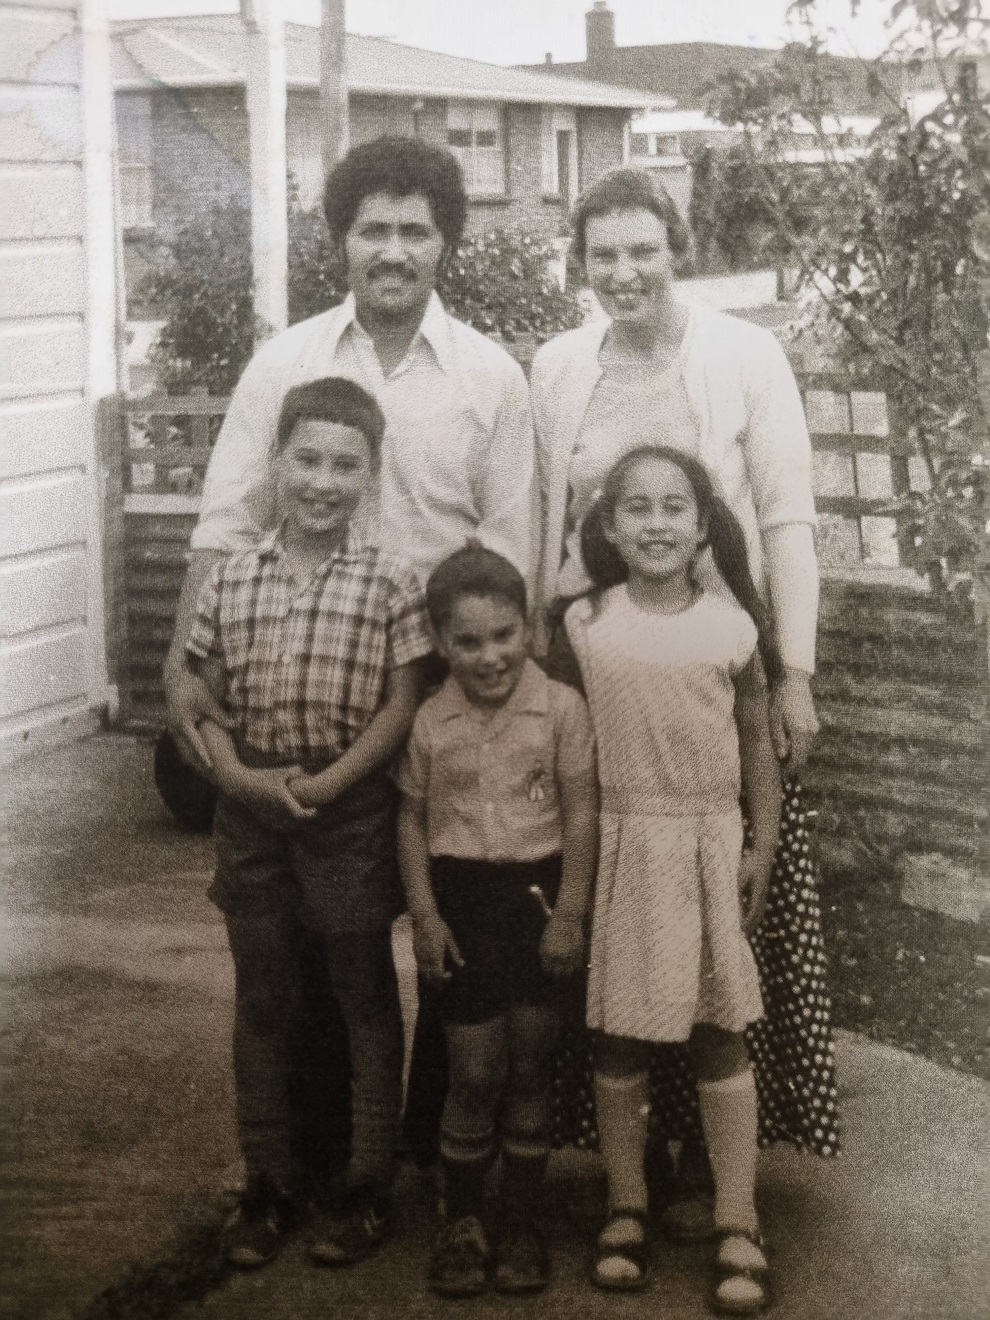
[430,853,562,1026]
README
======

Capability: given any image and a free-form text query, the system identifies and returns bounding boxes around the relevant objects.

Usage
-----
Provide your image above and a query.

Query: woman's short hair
[275,376,386,465]
[323,136,468,251]
[570,168,694,269]
[425,543,528,632]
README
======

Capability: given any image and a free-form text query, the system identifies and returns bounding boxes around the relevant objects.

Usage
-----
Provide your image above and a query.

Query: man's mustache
[367,260,417,280]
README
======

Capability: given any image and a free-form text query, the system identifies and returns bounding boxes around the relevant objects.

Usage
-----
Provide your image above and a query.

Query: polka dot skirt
[551,777,841,1156]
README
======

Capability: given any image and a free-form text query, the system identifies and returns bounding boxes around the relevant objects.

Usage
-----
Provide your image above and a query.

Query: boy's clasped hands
[208,757,348,829]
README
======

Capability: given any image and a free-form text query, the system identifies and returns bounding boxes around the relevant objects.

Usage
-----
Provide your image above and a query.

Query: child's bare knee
[690,1025,749,1080]
[449,1048,506,1111]
[596,1033,651,1078]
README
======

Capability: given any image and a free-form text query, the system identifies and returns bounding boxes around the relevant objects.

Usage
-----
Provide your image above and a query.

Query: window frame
[541,106,580,203]
[119,161,153,231]
[446,99,507,198]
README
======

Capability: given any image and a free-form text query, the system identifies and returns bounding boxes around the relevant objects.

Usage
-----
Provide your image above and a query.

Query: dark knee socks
[442,1152,491,1221]
[500,1143,549,1224]
[439,1121,496,1221]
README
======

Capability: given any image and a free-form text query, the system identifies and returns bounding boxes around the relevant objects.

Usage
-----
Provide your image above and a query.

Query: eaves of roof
[110,17,653,110]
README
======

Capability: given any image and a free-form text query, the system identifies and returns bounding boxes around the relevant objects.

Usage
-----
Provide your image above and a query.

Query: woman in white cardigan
[532,171,839,1220]
[533,172,818,761]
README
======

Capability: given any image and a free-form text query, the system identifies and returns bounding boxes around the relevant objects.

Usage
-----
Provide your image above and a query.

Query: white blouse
[532,306,819,670]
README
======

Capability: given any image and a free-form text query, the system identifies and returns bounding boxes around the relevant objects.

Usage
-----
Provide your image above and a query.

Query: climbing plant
[695,0,990,603]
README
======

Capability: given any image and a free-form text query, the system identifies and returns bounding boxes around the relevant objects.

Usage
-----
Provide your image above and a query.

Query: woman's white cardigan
[530,307,817,657]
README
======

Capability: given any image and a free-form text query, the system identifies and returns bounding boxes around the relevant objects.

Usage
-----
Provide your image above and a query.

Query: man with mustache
[163,135,535,1259]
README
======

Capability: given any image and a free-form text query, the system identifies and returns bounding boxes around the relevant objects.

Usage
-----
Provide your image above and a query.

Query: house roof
[111,16,652,110]
[525,41,888,116]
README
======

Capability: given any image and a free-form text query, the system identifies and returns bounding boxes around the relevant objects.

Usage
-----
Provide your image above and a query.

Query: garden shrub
[140,200,257,396]
[138,202,582,397]
[437,228,583,341]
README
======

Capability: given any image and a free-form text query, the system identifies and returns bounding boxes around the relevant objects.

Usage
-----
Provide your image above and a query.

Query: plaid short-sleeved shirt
[187,526,432,765]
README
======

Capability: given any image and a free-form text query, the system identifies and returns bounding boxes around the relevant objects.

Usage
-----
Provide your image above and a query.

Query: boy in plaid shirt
[185,377,433,1269]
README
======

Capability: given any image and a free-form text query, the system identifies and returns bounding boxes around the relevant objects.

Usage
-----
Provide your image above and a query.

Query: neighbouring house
[526,1,889,114]
[900,39,990,123]
[2,2,123,757]
[520,3,891,223]
[627,107,880,216]
[110,16,653,308]
[624,108,733,216]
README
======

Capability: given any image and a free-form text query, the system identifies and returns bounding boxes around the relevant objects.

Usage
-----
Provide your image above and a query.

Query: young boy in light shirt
[396,545,598,1297]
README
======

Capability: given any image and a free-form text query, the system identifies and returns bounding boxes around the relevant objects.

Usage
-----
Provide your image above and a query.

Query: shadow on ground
[1,736,987,1320]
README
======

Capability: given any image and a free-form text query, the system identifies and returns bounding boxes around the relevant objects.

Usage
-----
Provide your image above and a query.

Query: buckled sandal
[590,1207,651,1292]
[709,1227,771,1315]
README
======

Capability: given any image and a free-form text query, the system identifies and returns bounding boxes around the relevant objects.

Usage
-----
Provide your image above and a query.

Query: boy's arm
[290,659,426,808]
[397,794,464,984]
[540,767,598,977]
[540,691,599,977]
[197,720,316,827]
[167,551,238,773]
[184,575,314,827]
[196,718,245,798]
[191,654,314,825]
[734,654,782,933]
[185,653,241,793]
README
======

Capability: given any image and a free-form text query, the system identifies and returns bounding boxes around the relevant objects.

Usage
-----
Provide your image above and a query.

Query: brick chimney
[586,1,617,81]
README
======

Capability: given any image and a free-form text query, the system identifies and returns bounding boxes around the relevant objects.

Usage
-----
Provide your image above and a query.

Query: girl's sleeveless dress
[567,587,765,1041]
[555,588,841,1155]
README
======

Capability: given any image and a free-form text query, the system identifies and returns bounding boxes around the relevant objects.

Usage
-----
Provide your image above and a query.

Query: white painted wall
[1,0,121,757]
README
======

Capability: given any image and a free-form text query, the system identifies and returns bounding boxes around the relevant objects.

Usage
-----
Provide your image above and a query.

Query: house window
[447,101,505,196]
[119,162,153,230]
[116,91,153,230]
[629,132,651,155]
[655,133,681,157]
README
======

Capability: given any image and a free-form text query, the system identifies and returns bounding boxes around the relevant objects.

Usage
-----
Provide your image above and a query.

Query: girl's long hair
[580,445,784,686]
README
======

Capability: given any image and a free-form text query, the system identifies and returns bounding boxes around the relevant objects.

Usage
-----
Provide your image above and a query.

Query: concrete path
[1,735,987,1319]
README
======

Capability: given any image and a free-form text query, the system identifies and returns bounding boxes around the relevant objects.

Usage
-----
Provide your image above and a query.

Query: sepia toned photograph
[1,1,987,1317]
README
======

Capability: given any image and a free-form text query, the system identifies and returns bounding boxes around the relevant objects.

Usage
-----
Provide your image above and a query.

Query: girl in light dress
[564,444,783,1314]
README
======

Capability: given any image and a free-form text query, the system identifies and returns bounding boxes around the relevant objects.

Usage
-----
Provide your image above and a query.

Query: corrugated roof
[111,16,651,109]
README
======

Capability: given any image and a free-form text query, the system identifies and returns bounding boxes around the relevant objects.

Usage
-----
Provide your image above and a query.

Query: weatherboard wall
[1,1,118,756]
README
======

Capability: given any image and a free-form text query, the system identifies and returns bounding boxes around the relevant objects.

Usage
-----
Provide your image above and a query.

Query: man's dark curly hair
[323,136,468,250]
[570,168,694,270]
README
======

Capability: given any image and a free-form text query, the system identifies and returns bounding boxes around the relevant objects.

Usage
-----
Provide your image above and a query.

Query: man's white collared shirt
[192,293,536,589]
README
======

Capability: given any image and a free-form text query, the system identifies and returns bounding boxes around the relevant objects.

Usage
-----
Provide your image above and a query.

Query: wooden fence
[100,375,987,872]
